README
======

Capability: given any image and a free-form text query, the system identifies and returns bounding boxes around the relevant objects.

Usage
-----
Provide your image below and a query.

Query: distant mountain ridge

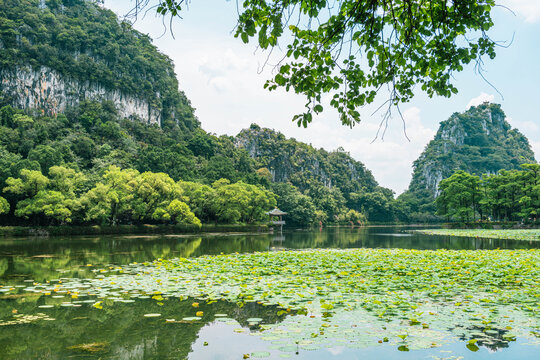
[235,124,379,194]
[400,102,536,217]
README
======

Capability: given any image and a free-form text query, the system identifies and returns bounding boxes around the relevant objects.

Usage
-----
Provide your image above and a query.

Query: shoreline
[0,224,270,238]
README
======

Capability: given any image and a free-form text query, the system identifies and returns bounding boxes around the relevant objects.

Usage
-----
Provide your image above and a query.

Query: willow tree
[134,0,497,127]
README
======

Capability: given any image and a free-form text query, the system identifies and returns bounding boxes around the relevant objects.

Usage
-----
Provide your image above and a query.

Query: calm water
[0,226,538,359]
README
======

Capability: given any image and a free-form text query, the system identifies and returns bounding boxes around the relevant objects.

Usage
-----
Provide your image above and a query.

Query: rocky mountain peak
[406,103,535,199]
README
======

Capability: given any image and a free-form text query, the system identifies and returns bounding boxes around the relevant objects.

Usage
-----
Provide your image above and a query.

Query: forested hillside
[0,0,197,129]
[236,125,401,223]
[0,0,398,226]
[7,1,532,226]
[0,102,404,226]
[399,103,536,221]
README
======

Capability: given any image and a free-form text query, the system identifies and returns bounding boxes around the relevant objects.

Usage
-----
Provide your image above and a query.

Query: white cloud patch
[499,0,540,23]
[467,93,495,108]
[199,49,250,79]
[279,106,436,195]
[506,116,539,133]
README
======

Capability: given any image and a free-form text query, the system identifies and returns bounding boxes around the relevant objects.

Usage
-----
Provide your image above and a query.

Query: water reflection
[0,297,287,359]
[1,227,538,284]
[0,227,538,359]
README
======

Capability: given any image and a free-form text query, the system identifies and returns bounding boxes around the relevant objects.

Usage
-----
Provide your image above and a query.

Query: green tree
[0,196,9,215]
[305,182,346,221]
[187,129,216,158]
[203,155,238,183]
[129,171,180,222]
[48,166,87,197]
[349,189,395,222]
[81,166,139,224]
[2,167,83,224]
[3,169,49,197]
[177,181,215,222]
[209,179,276,223]
[345,209,366,225]
[436,170,482,221]
[28,145,63,174]
[313,210,328,225]
[153,199,201,226]
[136,145,196,181]
[150,0,497,127]
[14,190,81,224]
[518,164,540,221]
[271,183,315,226]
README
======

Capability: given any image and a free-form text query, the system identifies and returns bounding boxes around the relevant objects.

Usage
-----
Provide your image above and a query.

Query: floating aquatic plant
[415,229,540,241]
[66,342,108,353]
[6,248,540,354]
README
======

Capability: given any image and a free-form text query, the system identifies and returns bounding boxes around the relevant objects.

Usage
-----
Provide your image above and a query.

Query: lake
[0,226,538,359]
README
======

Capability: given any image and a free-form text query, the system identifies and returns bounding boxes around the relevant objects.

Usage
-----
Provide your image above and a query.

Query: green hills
[400,102,536,220]
[0,1,536,226]
[0,0,399,226]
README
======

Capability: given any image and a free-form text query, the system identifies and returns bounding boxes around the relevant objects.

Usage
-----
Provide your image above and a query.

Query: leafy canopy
[436,164,540,222]
[150,0,497,127]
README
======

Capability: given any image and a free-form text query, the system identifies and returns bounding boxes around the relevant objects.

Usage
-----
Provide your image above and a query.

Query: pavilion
[266,208,287,233]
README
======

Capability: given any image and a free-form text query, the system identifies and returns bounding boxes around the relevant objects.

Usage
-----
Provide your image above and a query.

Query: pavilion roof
[266,208,287,216]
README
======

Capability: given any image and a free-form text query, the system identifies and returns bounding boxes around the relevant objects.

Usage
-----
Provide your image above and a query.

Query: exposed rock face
[235,125,378,192]
[0,66,161,125]
[407,102,536,198]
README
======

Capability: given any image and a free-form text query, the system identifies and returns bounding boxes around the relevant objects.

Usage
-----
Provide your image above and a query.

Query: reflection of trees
[190,235,272,257]
[175,238,202,258]
[458,325,513,351]
[0,235,274,284]
[283,227,540,251]
[0,258,7,277]
[2,229,536,286]
[0,297,287,359]
[285,227,370,249]
[1,228,538,287]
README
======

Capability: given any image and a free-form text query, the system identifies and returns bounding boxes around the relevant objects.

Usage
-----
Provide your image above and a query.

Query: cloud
[499,0,540,23]
[278,106,436,195]
[207,76,233,93]
[198,48,250,79]
[467,93,495,108]
[506,117,539,133]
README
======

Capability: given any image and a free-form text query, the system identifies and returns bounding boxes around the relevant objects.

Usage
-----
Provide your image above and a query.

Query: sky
[103,0,540,195]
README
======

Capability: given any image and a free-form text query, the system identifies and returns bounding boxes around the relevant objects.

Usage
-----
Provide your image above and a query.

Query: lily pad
[250,351,271,358]
[143,313,161,317]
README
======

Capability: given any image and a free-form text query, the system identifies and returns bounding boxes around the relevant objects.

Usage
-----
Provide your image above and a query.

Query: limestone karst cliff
[235,124,379,193]
[0,66,162,124]
[0,0,197,130]
[400,102,536,216]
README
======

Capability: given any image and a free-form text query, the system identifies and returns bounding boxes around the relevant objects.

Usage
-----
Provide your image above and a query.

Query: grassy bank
[0,223,269,238]
[415,229,540,241]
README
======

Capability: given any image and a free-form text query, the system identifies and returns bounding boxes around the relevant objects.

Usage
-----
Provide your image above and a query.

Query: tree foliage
[0,196,9,215]
[436,170,481,222]
[436,164,540,222]
[0,0,198,130]
[147,0,497,127]
[401,103,536,222]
